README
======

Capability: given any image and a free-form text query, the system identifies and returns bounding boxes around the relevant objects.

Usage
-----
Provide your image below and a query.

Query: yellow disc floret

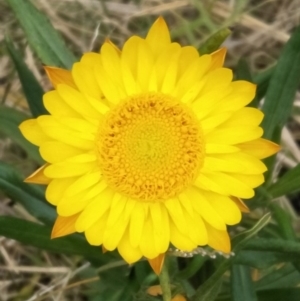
[97,93,204,201]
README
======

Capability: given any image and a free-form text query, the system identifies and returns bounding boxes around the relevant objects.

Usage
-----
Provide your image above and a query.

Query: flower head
[20,17,279,271]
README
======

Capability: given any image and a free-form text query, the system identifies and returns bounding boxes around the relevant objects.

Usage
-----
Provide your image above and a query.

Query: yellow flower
[20,17,279,272]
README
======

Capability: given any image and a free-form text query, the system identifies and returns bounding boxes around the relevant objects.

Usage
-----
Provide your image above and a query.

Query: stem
[158,260,172,301]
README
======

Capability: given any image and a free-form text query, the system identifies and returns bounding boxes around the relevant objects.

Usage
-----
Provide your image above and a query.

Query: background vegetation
[0,0,300,300]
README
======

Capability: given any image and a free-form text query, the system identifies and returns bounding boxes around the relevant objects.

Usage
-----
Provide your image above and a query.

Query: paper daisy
[20,17,279,273]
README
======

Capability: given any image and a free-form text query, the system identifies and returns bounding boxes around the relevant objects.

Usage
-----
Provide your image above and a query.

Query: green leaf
[269,203,296,240]
[0,216,113,265]
[5,36,47,117]
[232,213,272,251]
[0,161,55,225]
[253,66,275,105]
[257,288,300,301]
[0,105,42,163]
[199,28,231,54]
[261,26,300,140]
[6,0,76,68]
[231,265,257,301]
[244,238,300,254]
[234,250,300,269]
[235,59,253,82]
[255,264,300,291]
[191,214,271,301]
[267,164,300,198]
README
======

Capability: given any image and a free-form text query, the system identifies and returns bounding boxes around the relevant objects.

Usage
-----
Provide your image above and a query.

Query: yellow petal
[202,191,242,225]
[43,90,81,118]
[205,144,239,154]
[44,66,77,89]
[51,213,80,238]
[165,198,188,235]
[19,119,48,146]
[74,188,113,232]
[103,38,121,55]
[24,164,50,184]
[209,47,227,70]
[46,177,77,205]
[169,219,196,251]
[205,221,231,253]
[154,43,181,91]
[178,46,199,76]
[148,253,165,275]
[150,203,169,254]
[136,39,155,91]
[201,68,233,94]
[187,188,226,230]
[84,211,109,245]
[39,141,83,163]
[57,84,102,120]
[199,171,254,199]
[101,42,124,88]
[64,171,102,198]
[237,138,280,159]
[37,116,94,150]
[204,152,267,175]
[146,16,171,58]
[205,126,263,145]
[103,216,128,251]
[220,107,264,128]
[230,196,250,213]
[140,215,157,259]
[175,55,211,98]
[106,193,126,228]
[94,60,126,104]
[118,229,143,264]
[44,161,96,178]
[72,53,103,99]
[129,202,145,248]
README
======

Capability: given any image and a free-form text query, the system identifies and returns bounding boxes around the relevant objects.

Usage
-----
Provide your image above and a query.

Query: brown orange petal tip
[147,285,163,296]
[24,164,50,185]
[102,245,107,253]
[230,196,250,213]
[51,214,79,239]
[148,253,165,275]
[44,66,76,89]
[172,295,187,301]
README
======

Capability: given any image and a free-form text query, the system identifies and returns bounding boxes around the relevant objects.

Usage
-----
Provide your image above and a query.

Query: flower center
[97,93,204,202]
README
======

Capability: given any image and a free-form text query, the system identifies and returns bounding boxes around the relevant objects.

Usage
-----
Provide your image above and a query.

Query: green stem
[158,260,172,301]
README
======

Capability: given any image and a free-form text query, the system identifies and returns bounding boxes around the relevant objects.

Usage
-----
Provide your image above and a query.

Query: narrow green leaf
[191,260,227,301]
[261,26,300,139]
[192,214,271,301]
[199,28,231,54]
[6,0,76,68]
[0,216,112,265]
[176,256,207,280]
[268,164,300,198]
[255,264,300,291]
[235,59,253,82]
[231,265,257,301]
[0,106,42,163]
[5,36,47,117]
[245,238,300,254]
[232,213,271,251]
[0,161,55,225]
[253,66,275,105]
[234,250,300,269]
[269,203,296,240]
[257,288,300,301]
